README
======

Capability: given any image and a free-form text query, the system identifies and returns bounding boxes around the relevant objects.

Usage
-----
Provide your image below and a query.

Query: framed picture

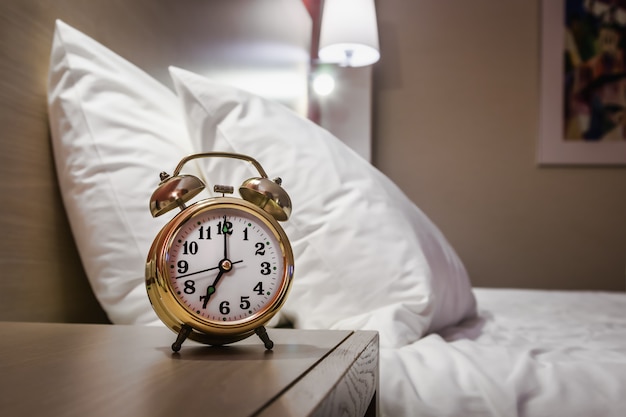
[538,0,626,165]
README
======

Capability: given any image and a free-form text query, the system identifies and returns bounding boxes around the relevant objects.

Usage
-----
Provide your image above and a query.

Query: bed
[1,1,626,417]
[383,288,626,416]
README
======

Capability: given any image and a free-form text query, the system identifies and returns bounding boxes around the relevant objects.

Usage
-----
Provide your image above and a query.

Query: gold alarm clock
[145,152,294,352]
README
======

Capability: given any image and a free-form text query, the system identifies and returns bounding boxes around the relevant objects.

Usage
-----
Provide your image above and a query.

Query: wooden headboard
[0,0,310,323]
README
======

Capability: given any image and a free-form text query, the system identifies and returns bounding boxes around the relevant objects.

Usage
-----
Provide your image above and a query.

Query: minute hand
[176,265,219,279]
[222,215,229,259]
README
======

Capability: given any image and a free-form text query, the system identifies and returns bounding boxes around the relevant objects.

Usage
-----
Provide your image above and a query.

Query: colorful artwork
[564,0,626,141]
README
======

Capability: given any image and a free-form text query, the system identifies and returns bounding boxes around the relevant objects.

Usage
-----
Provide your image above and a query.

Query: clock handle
[149,152,292,221]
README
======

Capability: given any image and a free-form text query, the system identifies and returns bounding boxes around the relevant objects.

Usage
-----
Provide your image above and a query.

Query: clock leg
[255,326,274,350]
[172,324,192,352]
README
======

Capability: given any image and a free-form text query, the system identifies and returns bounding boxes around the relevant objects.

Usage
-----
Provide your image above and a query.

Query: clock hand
[177,259,243,280]
[222,215,229,260]
[176,265,219,279]
[202,269,224,308]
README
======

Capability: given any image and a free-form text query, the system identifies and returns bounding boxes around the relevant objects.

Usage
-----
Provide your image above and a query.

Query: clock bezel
[146,197,294,346]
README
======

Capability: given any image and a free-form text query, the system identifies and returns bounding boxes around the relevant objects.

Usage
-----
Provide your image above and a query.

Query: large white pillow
[169,66,477,348]
[47,20,197,325]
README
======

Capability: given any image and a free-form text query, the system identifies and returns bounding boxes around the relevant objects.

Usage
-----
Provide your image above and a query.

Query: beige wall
[373,0,626,291]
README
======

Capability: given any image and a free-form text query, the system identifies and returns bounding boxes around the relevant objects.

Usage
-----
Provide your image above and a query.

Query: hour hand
[200,269,223,309]
[200,261,224,308]
[200,283,217,309]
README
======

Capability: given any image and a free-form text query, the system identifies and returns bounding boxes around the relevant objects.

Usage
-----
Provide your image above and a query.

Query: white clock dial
[167,207,286,324]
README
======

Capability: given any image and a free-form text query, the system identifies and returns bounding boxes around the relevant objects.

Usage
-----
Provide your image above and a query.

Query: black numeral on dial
[184,280,195,294]
[182,241,198,255]
[177,260,188,274]
[217,221,233,235]
[219,301,230,315]
[260,262,271,275]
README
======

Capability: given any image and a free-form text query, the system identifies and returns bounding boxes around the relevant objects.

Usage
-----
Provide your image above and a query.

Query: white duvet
[380,288,626,417]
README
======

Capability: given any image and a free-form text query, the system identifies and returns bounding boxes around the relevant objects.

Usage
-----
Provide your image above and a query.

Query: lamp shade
[318,0,380,67]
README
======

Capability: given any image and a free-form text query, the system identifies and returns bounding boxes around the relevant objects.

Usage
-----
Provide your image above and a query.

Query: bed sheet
[380,287,626,417]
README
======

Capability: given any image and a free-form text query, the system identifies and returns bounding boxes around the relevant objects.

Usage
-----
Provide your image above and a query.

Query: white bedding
[380,288,626,417]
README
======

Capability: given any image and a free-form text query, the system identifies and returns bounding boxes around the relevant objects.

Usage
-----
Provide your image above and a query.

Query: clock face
[164,203,289,325]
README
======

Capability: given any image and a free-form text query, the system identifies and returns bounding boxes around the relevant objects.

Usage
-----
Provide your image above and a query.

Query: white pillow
[47,20,198,325]
[169,66,477,348]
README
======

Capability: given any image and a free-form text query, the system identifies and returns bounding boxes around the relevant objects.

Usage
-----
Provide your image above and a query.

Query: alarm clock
[145,152,294,352]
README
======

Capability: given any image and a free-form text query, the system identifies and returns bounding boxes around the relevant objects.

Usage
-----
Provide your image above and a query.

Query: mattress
[380,287,626,417]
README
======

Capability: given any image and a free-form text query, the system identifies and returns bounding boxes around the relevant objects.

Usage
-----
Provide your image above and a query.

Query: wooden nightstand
[0,322,378,417]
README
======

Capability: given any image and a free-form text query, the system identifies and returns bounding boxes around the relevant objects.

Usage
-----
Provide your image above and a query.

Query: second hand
[176,260,243,280]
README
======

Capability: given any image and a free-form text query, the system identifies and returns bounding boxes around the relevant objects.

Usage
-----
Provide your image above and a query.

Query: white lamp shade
[318,0,380,67]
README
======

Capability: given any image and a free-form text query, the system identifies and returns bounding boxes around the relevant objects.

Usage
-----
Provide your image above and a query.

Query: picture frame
[538,0,626,165]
